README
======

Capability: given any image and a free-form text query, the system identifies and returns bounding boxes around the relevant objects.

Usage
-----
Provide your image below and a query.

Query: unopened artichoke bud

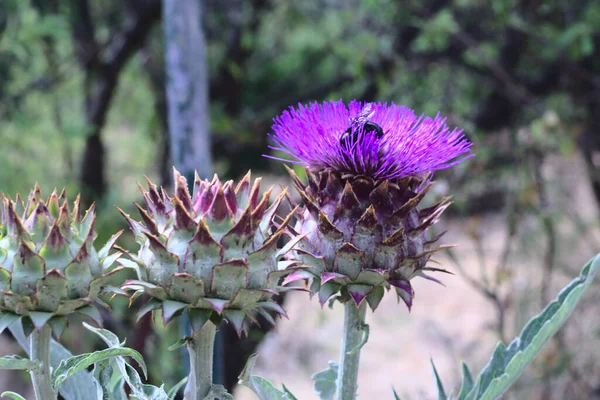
[269,101,473,311]
[0,186,124,338]
[119,169,302,337]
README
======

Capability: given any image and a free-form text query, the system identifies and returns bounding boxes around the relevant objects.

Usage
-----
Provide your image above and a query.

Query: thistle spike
[134,202,159,235]
[120,168,299,337]
[0,186,120,330]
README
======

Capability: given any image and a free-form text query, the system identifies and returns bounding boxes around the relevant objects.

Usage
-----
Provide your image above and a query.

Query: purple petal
[266,101,473,179]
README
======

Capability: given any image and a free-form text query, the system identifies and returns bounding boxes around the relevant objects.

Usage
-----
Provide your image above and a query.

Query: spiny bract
[0,186,124,338]
[119,169,302,337]
[269,101,472,311]
[284,168,452,311]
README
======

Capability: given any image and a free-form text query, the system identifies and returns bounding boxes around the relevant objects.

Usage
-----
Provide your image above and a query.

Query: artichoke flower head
[0,186,124,338]
[268,101,473,311]
[120,169,302,337]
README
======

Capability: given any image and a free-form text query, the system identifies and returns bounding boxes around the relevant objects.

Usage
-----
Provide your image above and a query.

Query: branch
[69,0,101,69]
[106,0,162,76]
[81,0,161,128]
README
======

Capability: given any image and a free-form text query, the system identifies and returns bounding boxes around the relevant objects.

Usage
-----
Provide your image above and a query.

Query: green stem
[184,321,217,400]
[337,301,367,400]
[30,324,56,400]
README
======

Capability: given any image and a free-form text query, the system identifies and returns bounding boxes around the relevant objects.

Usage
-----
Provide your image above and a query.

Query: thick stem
[337,301,367,400]
[30,325,56,400]
[184,321,217,400]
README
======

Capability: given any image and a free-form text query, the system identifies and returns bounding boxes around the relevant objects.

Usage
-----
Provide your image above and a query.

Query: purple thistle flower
[268,100,473,179]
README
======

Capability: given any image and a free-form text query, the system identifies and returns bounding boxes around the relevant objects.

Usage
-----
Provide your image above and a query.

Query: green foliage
[311,361,339,400]
[430,359,447,400]
[1,392,26,400]
[457,362,474,399]
[8,321,97,399]
[429,254,599,400]
[1,0,599,396]
[238,354,297,400]
[52,346,146,389]
[0,355,39,372]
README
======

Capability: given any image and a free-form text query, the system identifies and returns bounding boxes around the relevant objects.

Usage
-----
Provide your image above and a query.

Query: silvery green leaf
[282,384,298,400]
[430,359,447,400]
[464,254,599,400]
[311,361,338,400]
[83,322,123,348]
[238,354,295,400]
[92,359,124,400]
[84,322,158,399]
[52,347,146,389]
[202,385,233,400]
[0,355,39,371]
[129,382,169,400]
[1,391,26,400]
[243,376,291,400]
[456,362,474,400]
[8,321,98,400]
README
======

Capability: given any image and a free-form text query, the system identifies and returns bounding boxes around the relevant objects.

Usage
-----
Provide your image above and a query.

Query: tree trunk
[163,0,212,182]
[162,0,220,389]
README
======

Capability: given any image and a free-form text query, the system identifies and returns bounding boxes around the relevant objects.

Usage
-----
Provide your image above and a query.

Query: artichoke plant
[0,186,124,338]
[119,169,302,337]
[270,101,473,311]
[269,100,472,400]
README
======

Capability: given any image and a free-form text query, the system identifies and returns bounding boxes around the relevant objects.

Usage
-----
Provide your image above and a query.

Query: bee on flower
[268,100,473,311]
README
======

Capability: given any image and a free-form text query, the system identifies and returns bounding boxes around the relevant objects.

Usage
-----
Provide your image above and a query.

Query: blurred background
[1,0,600,398]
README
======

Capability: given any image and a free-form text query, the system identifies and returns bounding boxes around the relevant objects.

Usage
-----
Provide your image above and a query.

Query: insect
[339,103,384,148]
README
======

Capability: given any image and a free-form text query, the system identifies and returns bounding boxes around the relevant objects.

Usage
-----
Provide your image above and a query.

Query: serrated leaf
[8,321,98,400]
[244,376,292,400]
[0,355,39,371]
[238,354,295,400]
[52,347,146,388]
[83,322,122,348]
[430,359,447,400]
[129,380,169,400]
[465,254,600,400]
[1,391,26,400]
[83,322,155,399]
[92,359,124,400]
[311,361,338,400]
[457,362,474,400]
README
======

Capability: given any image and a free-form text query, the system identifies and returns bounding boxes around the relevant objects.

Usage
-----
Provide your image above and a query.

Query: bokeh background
[1,0,600,399]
